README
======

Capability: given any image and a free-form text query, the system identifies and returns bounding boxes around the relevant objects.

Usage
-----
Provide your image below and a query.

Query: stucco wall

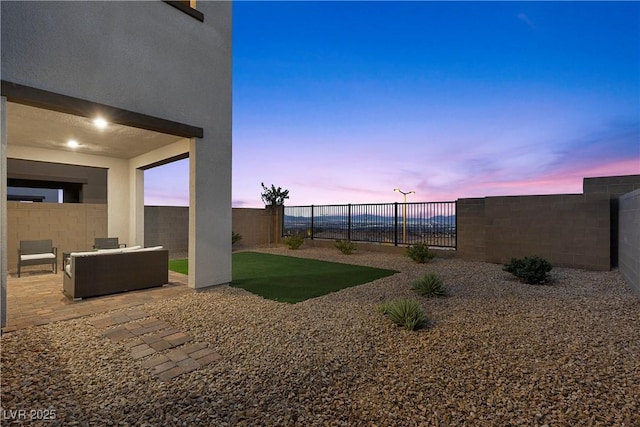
[619,189,640,297]
[2,1,233,291]
[7,201,107,273]
[457,194,611,270]
[1,1,231,129]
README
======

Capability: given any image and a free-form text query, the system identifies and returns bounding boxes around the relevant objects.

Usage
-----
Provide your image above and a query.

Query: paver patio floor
[2,267,191,333]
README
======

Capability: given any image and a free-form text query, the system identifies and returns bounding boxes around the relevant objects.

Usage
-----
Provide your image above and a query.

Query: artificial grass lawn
[169,252,398,303]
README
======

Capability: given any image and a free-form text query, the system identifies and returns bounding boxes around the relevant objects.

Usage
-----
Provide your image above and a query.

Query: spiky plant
[376,299,426,331]
[411,272,447,297]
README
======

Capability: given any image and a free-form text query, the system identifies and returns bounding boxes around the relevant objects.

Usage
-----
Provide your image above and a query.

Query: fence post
[454,200,458,249]
[311,205,314,240]
[394,202,399,246]
[347,204,352,241]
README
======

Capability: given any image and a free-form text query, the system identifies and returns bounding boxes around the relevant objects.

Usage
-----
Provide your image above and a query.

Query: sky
[144,1,640,208]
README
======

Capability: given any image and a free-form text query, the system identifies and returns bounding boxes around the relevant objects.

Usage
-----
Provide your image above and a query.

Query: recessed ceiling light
[93,117,107,129]
[67,139,79,148]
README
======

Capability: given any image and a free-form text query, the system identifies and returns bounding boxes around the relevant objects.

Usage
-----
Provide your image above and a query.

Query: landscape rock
[1,247,639,426]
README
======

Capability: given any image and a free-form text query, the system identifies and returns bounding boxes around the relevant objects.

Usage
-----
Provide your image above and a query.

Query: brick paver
[3,270,190,332]
[95,310,219,381]
[4,271,222,381]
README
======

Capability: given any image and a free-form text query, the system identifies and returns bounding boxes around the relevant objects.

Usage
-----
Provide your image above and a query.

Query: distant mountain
[285,214,456,223]
[429,215,456,224]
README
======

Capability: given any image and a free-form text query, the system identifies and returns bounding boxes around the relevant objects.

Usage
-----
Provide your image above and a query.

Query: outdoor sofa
[63,246,168,299]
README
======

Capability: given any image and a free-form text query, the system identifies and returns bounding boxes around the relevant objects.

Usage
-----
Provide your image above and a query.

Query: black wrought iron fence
[283,201,456,248]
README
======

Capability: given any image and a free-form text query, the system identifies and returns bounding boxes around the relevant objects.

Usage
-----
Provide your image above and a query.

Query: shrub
[406,243,435,263]
[232,231,242,245]
[503,256,553,284]
[411,272,447,297]
[376,299,426,331]
[283,234,305,250]
[335,239,357,255]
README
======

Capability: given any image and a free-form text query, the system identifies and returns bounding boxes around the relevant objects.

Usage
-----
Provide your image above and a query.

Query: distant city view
[284,202,457,247]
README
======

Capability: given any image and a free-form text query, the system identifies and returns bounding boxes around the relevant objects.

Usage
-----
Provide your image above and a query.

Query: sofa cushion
[136,246,164,252]
[120,245,142,252]
[21,253,55,261]
[70,251,101,257]
[95,248,125,254]
[65,263,72,277]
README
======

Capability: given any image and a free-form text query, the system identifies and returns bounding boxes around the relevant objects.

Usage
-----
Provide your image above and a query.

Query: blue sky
[145,1,640,208]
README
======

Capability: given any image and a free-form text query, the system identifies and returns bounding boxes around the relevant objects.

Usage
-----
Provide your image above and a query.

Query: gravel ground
[2,247,639,426]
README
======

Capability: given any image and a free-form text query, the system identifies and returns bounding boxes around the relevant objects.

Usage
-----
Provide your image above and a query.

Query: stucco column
[1,97,7,327]
[106,160,130,245]
[130,167,144,246]
[188,135,232,289]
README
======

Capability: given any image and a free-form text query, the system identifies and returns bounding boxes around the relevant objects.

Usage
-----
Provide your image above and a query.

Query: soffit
[6,102,184,159]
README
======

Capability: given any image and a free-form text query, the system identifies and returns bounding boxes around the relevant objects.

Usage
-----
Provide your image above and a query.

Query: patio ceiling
[6,102,184,159]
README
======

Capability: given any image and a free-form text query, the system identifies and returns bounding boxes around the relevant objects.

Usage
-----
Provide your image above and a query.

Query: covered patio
[1,1,233,328]
[2,269,190,333]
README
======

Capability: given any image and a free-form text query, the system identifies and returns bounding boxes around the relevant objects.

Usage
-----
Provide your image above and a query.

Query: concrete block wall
[584,175,640,266]
[456,198,486,261]
[457,193,611,270]
[232,207,280,249]
[583,175,640,196]
[144,206,189,257]
[143,206,282,257]
[7,201,107,272]
[618,189,640,297]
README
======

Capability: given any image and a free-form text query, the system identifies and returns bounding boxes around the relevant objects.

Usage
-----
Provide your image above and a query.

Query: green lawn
[169,252,398,303]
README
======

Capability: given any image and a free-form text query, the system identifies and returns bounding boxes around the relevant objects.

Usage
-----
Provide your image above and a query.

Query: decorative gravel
[2,247,639,426]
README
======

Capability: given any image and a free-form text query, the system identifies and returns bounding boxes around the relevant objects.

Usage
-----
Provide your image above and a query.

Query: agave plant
[376,299,426,331]
[411,272,447,297]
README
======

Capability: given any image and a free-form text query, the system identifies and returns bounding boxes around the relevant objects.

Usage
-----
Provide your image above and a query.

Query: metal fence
[283,201,456,248]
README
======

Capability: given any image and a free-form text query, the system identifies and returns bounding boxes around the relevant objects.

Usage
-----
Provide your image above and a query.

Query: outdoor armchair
[93,237,126,250]
[17,239,58,277]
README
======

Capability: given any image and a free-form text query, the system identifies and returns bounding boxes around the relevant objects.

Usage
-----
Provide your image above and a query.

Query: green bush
[335,239,357,255]
[232,231,243,245]
[503,256,553,284]
[411,272,447,297]
[283,234,305,250]
[376,299,426,331]
[406,243,435,263]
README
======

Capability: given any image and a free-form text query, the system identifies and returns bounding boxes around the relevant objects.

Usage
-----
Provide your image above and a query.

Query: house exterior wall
[619,189,640,297]
[1,1,232,300]
[457,194,611,270]
[1,97,7,327]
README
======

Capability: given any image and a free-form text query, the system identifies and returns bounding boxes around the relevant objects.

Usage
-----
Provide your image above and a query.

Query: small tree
[261,182,289,206]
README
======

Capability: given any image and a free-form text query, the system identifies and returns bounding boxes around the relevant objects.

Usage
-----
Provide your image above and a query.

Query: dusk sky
[145,1,640,208]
